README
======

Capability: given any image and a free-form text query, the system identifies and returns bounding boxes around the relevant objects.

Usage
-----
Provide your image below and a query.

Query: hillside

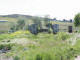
[0,14,33,19]
[0,14,36,23]
[0,14,43,23]
[0,14,74,23]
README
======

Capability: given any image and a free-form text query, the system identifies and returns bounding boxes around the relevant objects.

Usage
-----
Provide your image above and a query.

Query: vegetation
[16,19,25,30]
[0,30,79,60]
[74,13,80,27]
[0,14,79,60]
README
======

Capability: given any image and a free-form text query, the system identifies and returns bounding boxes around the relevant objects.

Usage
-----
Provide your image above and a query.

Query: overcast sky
[0,0,80,19]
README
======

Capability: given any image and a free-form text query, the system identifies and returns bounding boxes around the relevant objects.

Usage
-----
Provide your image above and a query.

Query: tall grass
[0,31,79,60]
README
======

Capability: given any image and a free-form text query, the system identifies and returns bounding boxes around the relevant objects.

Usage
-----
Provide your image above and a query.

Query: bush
[57,32,70,40]
[0,45,4,50]
[14,56,20,60]
[10,30,30,37]
[36,54,42,60]
[0,44,15,50]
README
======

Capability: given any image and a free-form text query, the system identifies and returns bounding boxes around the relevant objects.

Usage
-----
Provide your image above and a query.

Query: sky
[0,0,80,20]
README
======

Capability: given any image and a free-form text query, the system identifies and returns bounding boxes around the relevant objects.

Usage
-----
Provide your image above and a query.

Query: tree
[33,17,42,29]
[74,13,80,27]
[9,22,16,33]
[44,15,50,26]
[44,15,51,33]
[33,17,41,24]
[17,19,25,30]
[70,19,72,23]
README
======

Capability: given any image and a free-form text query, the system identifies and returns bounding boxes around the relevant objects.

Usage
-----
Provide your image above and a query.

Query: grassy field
[0,15,80,60]
[0,30,80,60]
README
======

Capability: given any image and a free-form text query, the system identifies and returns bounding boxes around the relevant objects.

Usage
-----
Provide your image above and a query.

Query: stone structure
[52,24,59,34]
[28,24,38,35]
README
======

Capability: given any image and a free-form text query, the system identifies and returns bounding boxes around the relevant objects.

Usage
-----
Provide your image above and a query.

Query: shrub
[14,56,20,60]
[0,45,4,50]
[57,32,70,40]
[10,30,30,37]
[0,44,15,50]
[36,54,43,60]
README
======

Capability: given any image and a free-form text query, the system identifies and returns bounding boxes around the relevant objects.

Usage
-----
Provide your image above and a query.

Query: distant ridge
[0,14,34,19]
[0,14,73,23]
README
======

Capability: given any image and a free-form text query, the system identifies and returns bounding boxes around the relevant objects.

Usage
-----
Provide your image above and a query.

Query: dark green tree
[33,17,42,29]
[9,22,16,33]
[44,15,51,33]
[44,15,50,26]
[74,13,80,27]
[17,19,25,30]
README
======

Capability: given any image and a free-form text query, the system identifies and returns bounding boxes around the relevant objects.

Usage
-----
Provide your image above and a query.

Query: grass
[0,31,80,60]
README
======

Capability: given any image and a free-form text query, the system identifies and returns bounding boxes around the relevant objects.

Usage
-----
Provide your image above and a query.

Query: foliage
[0,32,80,60]
[32,17,42,29]
[16,19,25,30]
[57,32,71,40]
[44,15,50,25]
[10,30,30,37]
[0,43,15,50]
[14,56,20,60]
[74,13,80,27]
